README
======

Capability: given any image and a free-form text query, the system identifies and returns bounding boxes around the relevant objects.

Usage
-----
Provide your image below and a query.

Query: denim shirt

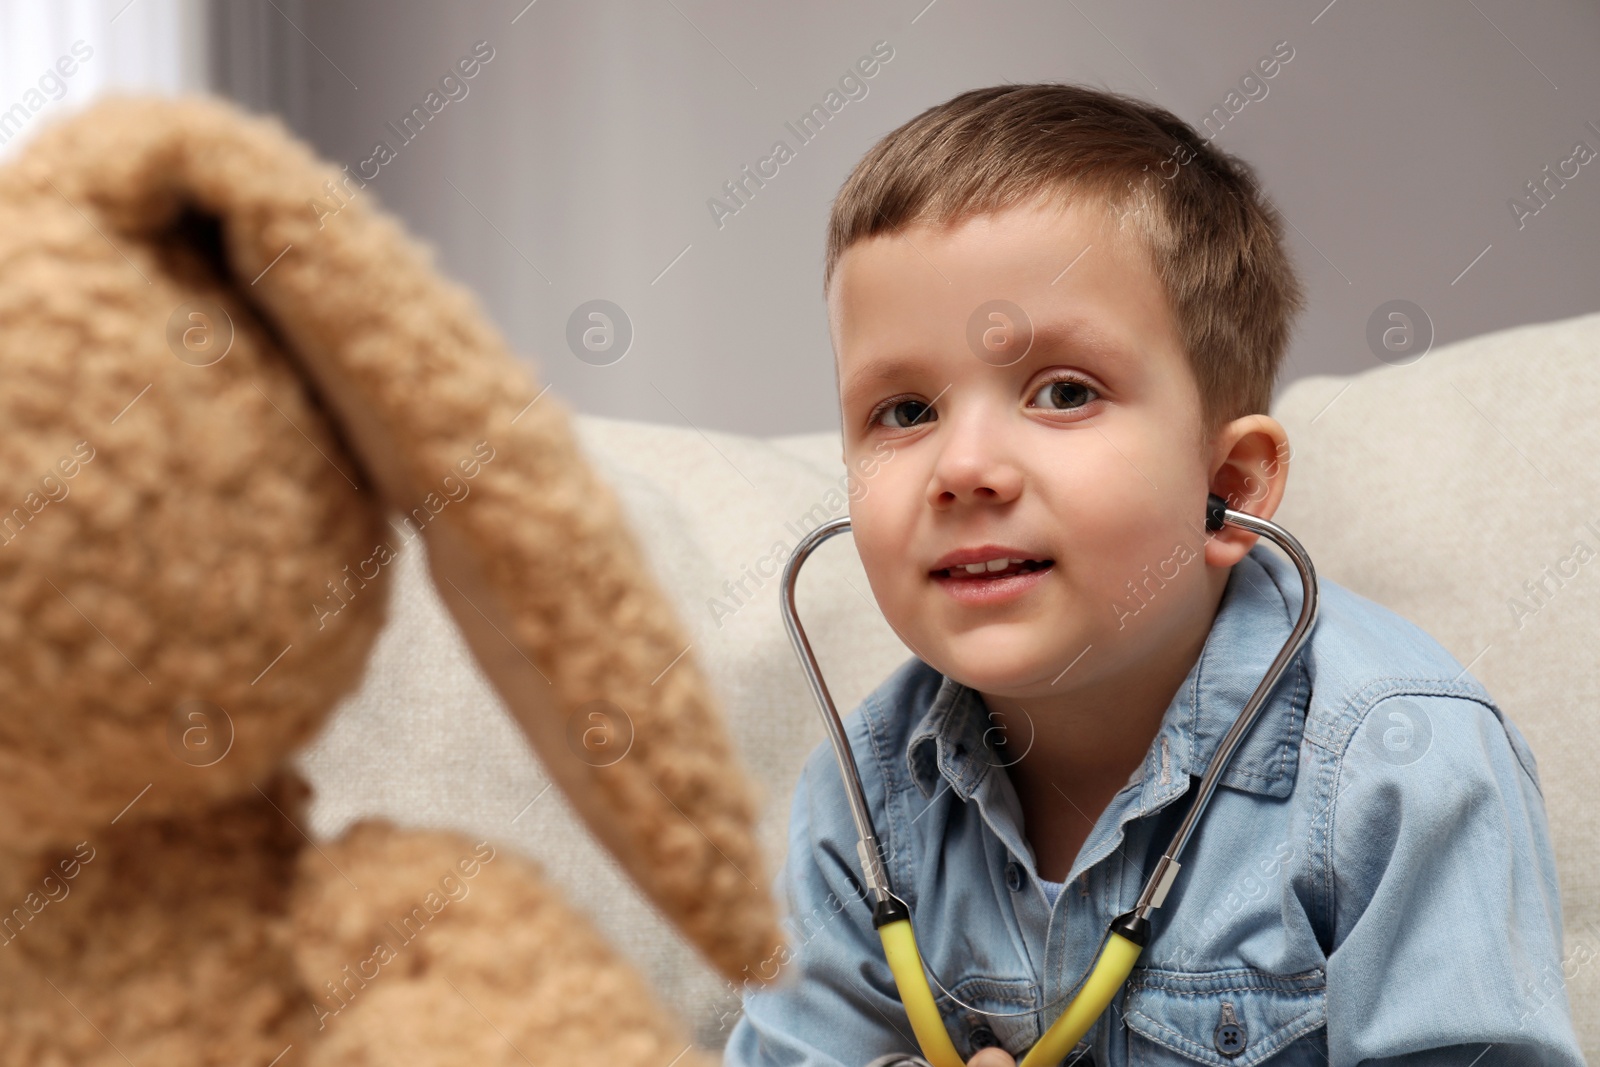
[723,544,1584,1067]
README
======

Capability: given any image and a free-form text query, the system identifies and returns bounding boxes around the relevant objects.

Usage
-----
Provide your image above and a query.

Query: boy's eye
[1030,377,1098,412]
[874,398,937,429]
[868,376,1098,429]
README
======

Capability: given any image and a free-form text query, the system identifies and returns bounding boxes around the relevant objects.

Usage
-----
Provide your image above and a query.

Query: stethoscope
[779,493,1319,1067]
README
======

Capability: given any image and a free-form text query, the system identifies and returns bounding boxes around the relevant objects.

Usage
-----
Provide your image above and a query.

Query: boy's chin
[926,637,1074,696]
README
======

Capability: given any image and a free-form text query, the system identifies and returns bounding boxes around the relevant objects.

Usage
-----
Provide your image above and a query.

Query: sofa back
[295,310,1600,1057]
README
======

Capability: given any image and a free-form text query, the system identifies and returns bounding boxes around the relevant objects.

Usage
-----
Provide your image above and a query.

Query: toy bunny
[0,93,785,1066]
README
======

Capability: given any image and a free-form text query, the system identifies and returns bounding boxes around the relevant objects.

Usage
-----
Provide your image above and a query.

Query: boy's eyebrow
[840,317,1128,408]
[1032,318,1129,360]
[839,356,925,409]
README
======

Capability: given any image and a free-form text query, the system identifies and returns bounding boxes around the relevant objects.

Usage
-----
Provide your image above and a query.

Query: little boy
[723,84,1583,1067]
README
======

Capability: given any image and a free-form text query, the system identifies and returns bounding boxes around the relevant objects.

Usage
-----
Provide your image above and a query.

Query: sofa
[293,308,1600,1060]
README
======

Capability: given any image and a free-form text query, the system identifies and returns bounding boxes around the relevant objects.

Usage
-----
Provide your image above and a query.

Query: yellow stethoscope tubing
[1015,931,1143,1067]
[779,496,1319,1066]
[878,917,965,1067]
[880,916,1144,1067]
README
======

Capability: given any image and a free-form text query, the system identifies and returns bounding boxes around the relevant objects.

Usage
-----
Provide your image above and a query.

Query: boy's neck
[980,573,1227,879]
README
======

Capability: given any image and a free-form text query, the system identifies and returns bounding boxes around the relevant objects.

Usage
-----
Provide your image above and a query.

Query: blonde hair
[824,83,1305,437]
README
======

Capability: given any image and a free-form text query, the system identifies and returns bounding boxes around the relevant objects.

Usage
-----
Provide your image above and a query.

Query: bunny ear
[14,92,785,985]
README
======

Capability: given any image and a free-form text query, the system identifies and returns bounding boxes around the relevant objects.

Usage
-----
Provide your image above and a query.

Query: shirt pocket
[1121,966,1326,1067]
[938,974,1041,1061]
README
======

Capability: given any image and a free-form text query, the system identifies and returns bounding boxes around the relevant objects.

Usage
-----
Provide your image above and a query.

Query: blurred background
[3,0,1597,437]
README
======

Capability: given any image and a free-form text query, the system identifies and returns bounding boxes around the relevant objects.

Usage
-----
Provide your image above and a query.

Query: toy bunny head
[0,92,784,986]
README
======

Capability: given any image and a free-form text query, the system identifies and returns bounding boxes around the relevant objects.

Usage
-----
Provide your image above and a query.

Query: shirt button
[970,1025,999,1050]
[1004,860,1023,892]
[1214,1001,1247,1057]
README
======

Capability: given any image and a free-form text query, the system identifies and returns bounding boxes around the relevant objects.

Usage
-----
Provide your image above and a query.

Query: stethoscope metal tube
[1128,495,1320,923]
[779,493,1320,1067]
[780,514,893,907]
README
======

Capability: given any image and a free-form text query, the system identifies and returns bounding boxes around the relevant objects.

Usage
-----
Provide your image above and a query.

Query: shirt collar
[905,543,1311,806]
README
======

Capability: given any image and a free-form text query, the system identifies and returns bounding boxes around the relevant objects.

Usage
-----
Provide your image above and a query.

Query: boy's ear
[1205,413,1292,568]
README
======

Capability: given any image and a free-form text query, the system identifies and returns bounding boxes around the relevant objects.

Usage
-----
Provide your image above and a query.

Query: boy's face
[829,196,1233,702]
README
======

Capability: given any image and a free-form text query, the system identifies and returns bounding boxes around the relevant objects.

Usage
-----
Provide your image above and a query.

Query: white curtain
[0,0,207,159]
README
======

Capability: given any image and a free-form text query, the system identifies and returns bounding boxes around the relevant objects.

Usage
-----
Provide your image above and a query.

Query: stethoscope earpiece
[1205,491,1229,533]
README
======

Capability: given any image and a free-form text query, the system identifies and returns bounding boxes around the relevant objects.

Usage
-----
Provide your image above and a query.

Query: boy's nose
[913,386,1033,508]
[927,427,1025,507]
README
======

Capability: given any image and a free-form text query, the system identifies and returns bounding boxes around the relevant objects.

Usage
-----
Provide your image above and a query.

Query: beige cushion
[295,310,1599,1058]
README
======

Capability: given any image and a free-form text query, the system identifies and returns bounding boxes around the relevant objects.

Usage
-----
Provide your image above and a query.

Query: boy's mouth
[929,558,1055,580]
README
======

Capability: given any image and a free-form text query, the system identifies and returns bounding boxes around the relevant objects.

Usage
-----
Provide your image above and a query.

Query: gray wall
[212,0,1600,438]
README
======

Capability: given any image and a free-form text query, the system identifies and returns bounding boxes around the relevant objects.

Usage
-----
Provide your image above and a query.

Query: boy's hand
[967,1049,1017,1067]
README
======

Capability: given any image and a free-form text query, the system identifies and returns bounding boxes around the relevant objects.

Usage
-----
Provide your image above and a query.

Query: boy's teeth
[961,558,1026,574]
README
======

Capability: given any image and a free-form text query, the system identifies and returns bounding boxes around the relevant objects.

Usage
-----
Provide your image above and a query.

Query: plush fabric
[0,93,783,1066]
